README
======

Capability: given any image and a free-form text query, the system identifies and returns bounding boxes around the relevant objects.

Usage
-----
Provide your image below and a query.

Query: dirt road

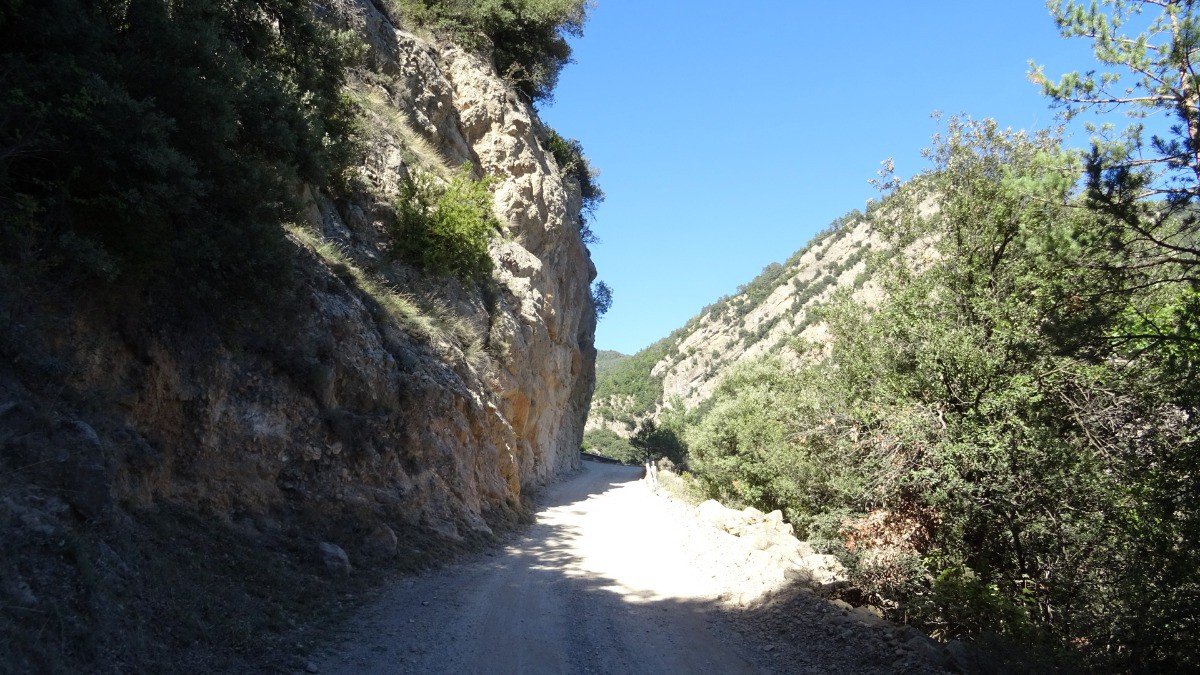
[313,461,932,674]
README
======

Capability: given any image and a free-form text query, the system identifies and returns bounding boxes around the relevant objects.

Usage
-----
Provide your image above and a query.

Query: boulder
[747,532,775,551]
[741,506,765,523]
[697,499,745,534]
[904,635,943,664]
[319,542,352,575]
[944,639,1007,675]
[362,523,398,559]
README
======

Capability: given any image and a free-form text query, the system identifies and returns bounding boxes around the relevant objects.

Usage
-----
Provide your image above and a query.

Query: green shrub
[0,0,360,306]
[917,567,1036,641]
[544,128,604,215]
[591,280,612,317]
[544,127,604,243]
[392,165,498,282]
[391,0,590,102]
[685,356,862,534]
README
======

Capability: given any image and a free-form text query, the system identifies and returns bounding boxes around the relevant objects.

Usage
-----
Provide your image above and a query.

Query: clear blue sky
[537,1,1108,355]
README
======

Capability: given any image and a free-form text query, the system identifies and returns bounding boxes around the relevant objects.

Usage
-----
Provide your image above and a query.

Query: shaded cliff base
[0,440,535,675]
[0,281,535,674]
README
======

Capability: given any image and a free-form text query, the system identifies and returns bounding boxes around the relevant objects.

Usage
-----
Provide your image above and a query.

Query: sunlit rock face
[3,1,596,540]
[587,219,879,435]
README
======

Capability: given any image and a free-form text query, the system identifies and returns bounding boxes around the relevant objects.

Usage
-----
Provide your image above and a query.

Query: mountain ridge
[588,207,884,436]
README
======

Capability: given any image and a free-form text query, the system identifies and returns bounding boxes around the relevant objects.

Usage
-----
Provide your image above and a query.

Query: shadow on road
[315,460,940,675]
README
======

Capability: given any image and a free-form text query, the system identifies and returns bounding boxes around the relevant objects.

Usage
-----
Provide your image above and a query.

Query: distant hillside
[587,207,885,433]
[594,349,630,380]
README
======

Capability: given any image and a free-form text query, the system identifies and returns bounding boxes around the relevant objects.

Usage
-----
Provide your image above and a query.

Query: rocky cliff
[1,3,596,670]
[4,0,595,537]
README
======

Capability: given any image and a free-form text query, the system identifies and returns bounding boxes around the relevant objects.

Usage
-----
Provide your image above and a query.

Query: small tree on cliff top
[395,0,592,103]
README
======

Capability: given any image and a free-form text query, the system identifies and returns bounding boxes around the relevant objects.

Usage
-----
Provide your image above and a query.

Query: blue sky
[538,1,1110,355]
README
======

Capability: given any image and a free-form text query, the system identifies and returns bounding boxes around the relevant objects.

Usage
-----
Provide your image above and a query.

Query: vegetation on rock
[388,0,591,102]
[544,126,605,239]
[392,165,499,282]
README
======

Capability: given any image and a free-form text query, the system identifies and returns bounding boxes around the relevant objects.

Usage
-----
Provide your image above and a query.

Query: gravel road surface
[313,460,943,674]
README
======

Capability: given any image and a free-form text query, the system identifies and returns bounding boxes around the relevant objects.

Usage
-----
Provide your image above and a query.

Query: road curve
[314,461,763,674]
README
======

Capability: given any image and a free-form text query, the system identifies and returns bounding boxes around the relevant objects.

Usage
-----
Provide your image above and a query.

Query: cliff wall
[0,3,601,671]
[2,0,595,546]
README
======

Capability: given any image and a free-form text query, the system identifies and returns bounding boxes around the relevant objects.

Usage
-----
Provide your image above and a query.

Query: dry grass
[349,82,456,184]
[285,224,493,374]
[287,223,430,332]
[657,469,708,507]
[424,297,489,371]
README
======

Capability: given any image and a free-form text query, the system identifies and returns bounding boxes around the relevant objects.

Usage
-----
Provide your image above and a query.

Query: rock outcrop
[588,214,878,433]
[695,499,846,590]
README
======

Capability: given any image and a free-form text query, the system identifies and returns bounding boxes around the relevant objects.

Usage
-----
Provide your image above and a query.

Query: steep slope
[0,1,596,671]
[589,209,882,432]
[595,349,631,380]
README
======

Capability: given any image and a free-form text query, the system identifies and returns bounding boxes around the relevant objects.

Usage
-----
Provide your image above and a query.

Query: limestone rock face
[437,43,597,487]
[655,219,879,412]
[2,1,596,539]
[588,216,879,433]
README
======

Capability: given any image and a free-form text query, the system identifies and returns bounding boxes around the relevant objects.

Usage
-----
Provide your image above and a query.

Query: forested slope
[587,208,880,435]
[590,2,1200,670]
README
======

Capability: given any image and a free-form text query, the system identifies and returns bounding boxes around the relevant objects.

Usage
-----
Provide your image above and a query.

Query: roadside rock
[906,634,944,663]
[693,496,845,589]
[319,542,352,575]
[944,639,1008,675]
[362,523,398,559]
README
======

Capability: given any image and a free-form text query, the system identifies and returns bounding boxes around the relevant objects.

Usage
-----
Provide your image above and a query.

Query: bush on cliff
[391,0,590,102]
[392,165,499,282]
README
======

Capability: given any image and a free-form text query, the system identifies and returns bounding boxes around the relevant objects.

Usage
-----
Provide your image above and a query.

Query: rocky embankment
[1,2,596,671]
[657,473,1011,674]
[694,499,847,595]
[669,475,1010,675]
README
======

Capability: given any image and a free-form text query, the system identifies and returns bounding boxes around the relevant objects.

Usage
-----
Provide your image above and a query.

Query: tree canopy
[0,0,359,305]
[392,0,591,102]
